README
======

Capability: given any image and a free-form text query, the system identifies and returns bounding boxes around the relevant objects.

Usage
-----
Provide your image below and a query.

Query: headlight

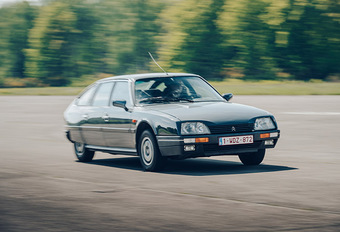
[181,122,210,135]
[254,117,275,130]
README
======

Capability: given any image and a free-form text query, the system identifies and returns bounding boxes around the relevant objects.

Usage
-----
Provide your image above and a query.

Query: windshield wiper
[139,96,194,104]
[168,97,194,103]
[138,96,168,104]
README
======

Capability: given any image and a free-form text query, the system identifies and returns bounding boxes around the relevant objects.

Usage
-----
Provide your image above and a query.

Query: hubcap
[75,142,84,154]
[141,137,154,164]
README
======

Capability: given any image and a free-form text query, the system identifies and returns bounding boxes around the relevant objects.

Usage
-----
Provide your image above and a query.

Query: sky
[0,0,20,6]
[0,0,39,7]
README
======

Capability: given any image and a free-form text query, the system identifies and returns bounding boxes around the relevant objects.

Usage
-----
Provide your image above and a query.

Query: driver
[163,82,184,99]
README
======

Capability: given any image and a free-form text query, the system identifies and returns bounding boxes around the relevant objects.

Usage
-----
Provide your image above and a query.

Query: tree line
[0,0,339,87]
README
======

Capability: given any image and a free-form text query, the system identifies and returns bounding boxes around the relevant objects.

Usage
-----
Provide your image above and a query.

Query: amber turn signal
[195,138,209,143]
[260,133,270,139]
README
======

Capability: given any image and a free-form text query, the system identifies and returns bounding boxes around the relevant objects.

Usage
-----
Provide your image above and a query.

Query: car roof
[98,73,200,82]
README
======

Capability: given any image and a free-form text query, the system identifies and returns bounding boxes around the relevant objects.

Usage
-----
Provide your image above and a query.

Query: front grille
[208,123,254,134]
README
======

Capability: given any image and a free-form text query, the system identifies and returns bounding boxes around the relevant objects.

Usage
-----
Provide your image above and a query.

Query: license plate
[219,135,253,146]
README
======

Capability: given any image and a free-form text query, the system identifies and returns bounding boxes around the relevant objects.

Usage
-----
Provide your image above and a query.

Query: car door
[103,81,135,149]
[81,81,114,146]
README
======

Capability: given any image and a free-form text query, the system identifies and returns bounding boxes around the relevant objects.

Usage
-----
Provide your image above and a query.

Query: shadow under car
[82,157,297,176]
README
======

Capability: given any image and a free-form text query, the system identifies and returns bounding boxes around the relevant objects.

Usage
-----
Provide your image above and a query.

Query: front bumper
[157,130,280,158]
[65,130,72,142]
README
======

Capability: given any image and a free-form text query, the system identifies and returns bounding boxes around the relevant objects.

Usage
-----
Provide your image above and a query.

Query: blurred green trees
[25,0,106,86]
[278,0,340,80]
[158,0,225,80]
[0,0,339,87]
[0,1,36,85]
[97,0,163,75]
[217,0,279,80]
[25,1,78,86]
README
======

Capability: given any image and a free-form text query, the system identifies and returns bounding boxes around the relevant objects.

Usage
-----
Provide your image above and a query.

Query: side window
[155,82,166,91]
[111,81,132,107]
[92,82,114,106]
[77,85,97,106]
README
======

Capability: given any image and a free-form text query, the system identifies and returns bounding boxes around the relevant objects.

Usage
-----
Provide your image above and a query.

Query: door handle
[82,114,89,120]
[102,114,109,122]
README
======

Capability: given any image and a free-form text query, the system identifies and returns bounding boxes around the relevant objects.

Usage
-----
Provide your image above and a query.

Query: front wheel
[74,142,95,162]
[238,149,265,166]
[138,130,166,171]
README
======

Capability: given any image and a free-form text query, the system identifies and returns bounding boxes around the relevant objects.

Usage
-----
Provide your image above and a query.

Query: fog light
[184,145,195,151]
[265,140,274,146]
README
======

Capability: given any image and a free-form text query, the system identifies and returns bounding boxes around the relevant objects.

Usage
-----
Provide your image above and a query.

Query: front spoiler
[157,130,280,158]
[65,130,74,143]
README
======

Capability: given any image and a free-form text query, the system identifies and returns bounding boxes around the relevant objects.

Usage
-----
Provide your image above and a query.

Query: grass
[0,87,84,96]
[210,79,340,95]
[0,79,340,96]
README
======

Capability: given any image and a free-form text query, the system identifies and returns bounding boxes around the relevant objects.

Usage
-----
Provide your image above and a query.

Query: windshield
[134,76,224,105]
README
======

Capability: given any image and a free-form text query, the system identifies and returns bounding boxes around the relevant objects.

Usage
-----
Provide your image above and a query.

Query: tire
[138,130,167,171]
[238,149,265,166]
[74,142,95,162]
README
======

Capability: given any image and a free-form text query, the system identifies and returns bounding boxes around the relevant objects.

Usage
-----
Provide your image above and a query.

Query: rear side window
[77,85,97,106]
[92,82,114,106]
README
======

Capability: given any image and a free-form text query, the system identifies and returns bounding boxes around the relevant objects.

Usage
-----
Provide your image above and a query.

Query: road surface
[0,95,339,231]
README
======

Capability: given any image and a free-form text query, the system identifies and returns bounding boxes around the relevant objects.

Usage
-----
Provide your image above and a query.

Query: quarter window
[77,85,97,106]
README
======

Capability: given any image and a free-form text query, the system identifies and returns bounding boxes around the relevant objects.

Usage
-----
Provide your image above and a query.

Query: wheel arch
[135,121,156,147]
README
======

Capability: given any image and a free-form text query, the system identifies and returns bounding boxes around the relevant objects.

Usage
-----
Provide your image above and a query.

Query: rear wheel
[74,142,95,162]
[238,149,265,166]
[138,130,166,171]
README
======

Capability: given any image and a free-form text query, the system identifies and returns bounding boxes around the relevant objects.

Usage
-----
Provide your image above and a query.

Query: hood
[144,101,271,124]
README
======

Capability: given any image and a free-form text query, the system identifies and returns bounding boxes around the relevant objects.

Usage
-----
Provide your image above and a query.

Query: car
[64,73,280,171]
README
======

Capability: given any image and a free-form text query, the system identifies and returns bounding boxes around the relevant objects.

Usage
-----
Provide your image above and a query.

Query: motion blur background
[0,0,339,87]
[1,2,340,231]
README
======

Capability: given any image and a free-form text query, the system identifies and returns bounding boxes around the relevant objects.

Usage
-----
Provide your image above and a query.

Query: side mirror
[222,93,233,102]
[112,100,128,111]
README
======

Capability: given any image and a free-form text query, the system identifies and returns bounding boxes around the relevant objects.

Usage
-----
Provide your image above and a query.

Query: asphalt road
[1,95,340,232]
